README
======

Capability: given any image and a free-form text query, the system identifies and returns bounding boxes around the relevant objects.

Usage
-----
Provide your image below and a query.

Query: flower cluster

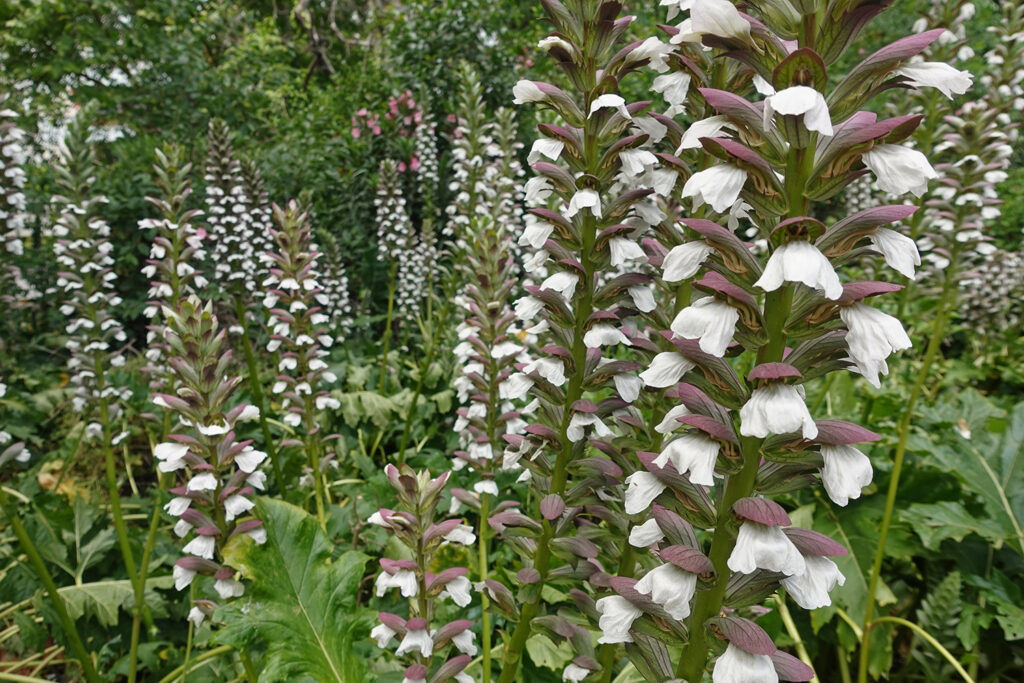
[153,296,267,624]
[262,201,339,519]
[375,159,414,263]
[352,107,383,139]
[395,230,438,323]
[0,97,28,258]
[368,465,477,683]
[314,228,354,339]
[414,106,441,214]
[139,145,208,390]
[204,119,261,292]
[386,90,424,139]
[959,249,1024,337]
[51,113,131,435]
[494,0,962,679]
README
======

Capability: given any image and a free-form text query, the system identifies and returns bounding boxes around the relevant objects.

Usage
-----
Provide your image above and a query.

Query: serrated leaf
[50,576,174,628]
[525,633,574,670]
[902,501,1009,550]
[218,497,371,683]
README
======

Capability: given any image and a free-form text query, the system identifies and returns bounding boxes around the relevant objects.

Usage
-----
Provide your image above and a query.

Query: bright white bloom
[670,297,739,357]
[375,569,418,597]
[682,164,748,213]
[870,228,920,279]
[629,519,665,547]
[584,324,631,348]
[624,471,667,515]
[182,535,216,560]
[595,595,642,644]
[781,555,846,609]
[440,575,473,607]
[223,494,255,521]
[173,564,196,590]
[563,663,591,682]
[567,412,612,442]
[635,563,697,619]
[154,442,189,472]
[655,404,691,434]
[614,373,644,403]
[609,237,646,266]
[566,189,602,218]
[820,444,874,506]
[653,432,719,486]
[524,357,568,386]
[663,242,713,282]
[740,382,818,439]
[370,622,396,648]
[713,643,779,683]
[840,303,912,387]
[529,138,564,164]
[187,472,218,492]
[444,524,477,546]
[755,241,843,300]
[214,577,244,599]
[862,144,938,197]
[727,521,806,576]
[652,72,691,114]
[513,80,547,104]
[541,271,580,299]
[452,629,477,656]
[677,115,735,151]
[639,352,696,388]
[396,629,433,657]
[895,61,973,99]
[763,86,834,136]
[589,94,631,119]
[235,448,267,473]
[691,0,752,42]
[187,606,206,627]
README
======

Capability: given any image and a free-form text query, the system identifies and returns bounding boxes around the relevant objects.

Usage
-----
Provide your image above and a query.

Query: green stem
[0,487,101,683]
[856,269,957,683]
[479,492,492,683]
[239,651,259,682]
[233,295,282,490]
[776,594,818,683]
[377,262,398,393]
[181,582,196,683]
[867,617,974,683]
[156,645,234,683]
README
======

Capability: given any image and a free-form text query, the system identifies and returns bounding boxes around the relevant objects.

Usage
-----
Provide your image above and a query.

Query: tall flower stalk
[375,159,413,390]
[52,112,151,681]
[263,200,339,527]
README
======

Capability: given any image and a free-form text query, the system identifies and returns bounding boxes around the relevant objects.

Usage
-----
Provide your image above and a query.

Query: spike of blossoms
[263,201,339,524]
[239,157,275,275]
[497,1,961,681]
[154,296,267,622]
[139,145,208,391]
[51,113,131,441]
[315,229,354,339]
[203,119,261,294]
[0,97,28,258]
[414,105,441,219]
[368,465,477,683]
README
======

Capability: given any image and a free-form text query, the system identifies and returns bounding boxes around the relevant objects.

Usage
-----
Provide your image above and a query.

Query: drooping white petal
[670,296,739,357]
[655,404,691,434]
[870,228,920,279]
[840,303,912,387]
[755,241,843,300]
[628,518,665,547]
[662,242,713,282]
[820,444,874,506]
[652,431,720,486]
[677,115,736,151]
[624,471,667,515]
[895,61,973,99]
[396,629,434,657]
[781,555,846,609]
[763,86,834,136]
[712,643,779,683]
[682,164,748,213]
[691,0,752,42]
[595,595,642,644]
[863,144,938,197]
[639,352,696,388]
[635,563,697,619]
[740,383,818,439]
[589,94,632,120]
[727,521,806,576]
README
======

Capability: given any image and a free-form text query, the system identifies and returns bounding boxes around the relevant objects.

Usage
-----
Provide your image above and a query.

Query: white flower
[164,496,191,517]
[375,569,418,597]
[396,628,433,657]
[727,521,806,576]
[820,444,874,506]
[563,663,591,682]
[652,72,691,114]
[567,413,612,442]
[635,563,697,619]
[614,373,643,403]
[529,138,564,164]
[541,271,580,299]
[187,606,206,628]
[182,535,216,560]
[655,404,691,434]
[513,80,547,104]
[755,241,843,300]
[234,448,267,473]
[525,357,568,386]
[173,564,196,591]
[670,296,739,357]
[584,324,631,348]
[370,622,396,648]
[452,629,477,656]
[214,577,245,599]
[238,405,261,421]
[595,595,642,644]
[781,555,846,609]
[840,303,912,387]
[691,0,752,42]
[763,86,834,136]
[223,494,255,521]
[895,61,973,99]
[154,441,189,472]
[440,575,473,607]
[629,518,665,547]
[862,144,938,197]
[566,189,602,218]
[187,472,218,492]
[713,643,779,683]
[628,285,657,312]
[682,164,748,213]
[677,116,735,152]
[870,228,920,279]
[639,352,696,388]
[653,431,719,486]
[663,242,713,282]
[443,524,477,546]
[609,237,646,266]
[589,94,631,119]
[624,471,667,515]
[740,382,818,439]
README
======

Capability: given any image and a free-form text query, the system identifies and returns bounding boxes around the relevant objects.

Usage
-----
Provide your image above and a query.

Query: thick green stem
[857,268,957,682]
[478,492,492,683]
[0,488,101,683]
[233,295,282,489]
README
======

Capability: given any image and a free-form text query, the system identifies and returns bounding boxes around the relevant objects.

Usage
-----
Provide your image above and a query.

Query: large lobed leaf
[218,498,371,683]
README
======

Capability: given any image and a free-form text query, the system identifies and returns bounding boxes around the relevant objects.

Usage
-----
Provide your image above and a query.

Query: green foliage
[217,497,372,682]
